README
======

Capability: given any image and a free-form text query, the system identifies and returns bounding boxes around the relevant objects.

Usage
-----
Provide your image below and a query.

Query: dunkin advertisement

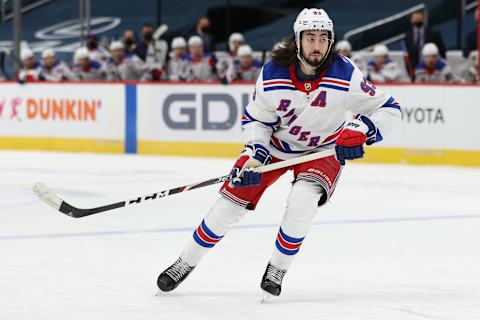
[0,83,125,140]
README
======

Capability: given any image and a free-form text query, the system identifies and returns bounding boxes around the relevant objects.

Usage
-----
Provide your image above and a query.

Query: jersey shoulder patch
[262,61,291,81]
[324,54,355,82]
[90,60,102,70]
[436,59,447,71]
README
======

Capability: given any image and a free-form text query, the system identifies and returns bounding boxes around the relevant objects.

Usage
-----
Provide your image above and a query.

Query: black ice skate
[260,262,287,301]
[157,257,195,292]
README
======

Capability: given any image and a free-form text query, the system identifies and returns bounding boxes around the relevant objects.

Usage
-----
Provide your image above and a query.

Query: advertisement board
[0,81,478,166]
[0,83,125,152]
[136,83,480,165]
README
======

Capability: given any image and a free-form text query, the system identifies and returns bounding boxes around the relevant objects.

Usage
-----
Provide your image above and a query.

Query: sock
[180,197,248,266]
[270,180,323,270]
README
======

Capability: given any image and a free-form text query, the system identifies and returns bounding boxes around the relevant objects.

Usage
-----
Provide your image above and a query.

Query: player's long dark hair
[271,35,338,70]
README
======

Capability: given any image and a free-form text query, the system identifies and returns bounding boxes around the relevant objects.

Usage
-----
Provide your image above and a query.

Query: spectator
[123,30,138,54]
[184,36,217,82]
[335,40,366,74]
[72,47,107,81]
[191,17,215,52]
[167,37,188,81]
[464,10,478,57]
[415,43,456,83]
[217,33,245,82]
[133,23,168,79]
[39,49,77,81]
[18,48,42,82]
[86,33,111,64]
[106,41,151,81]
[367,44,401,83]
[230,45,261,81]
[405,9,446,74]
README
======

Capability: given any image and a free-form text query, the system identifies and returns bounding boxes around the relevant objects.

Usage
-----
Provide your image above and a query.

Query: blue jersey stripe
[264,86,297,92]
[318,83,349,92]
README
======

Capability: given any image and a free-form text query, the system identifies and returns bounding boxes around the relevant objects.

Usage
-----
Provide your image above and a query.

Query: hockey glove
[335,115,380,166]
[230,144,272,188]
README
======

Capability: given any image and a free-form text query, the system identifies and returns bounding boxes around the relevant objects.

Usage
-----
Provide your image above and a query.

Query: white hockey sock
[270,180,323,270]
[180,197,248,266]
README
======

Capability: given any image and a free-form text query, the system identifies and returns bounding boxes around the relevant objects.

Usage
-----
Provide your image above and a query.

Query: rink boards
[0,81,479,166]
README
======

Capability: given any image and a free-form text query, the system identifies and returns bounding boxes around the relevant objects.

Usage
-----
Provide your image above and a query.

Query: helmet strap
[296,40,333,73]
[297,39,333,72]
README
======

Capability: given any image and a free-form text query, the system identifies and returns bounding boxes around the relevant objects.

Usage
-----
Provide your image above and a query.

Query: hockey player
[72,47,107,81]
[157,8,401,298]
[217,33,245,82]
[334,40,366,74]
[230,45,262,81]
[462,51,479,83]
[415,43,456,83]
[39,49,77,81]
[18,48,42,82]
[367,44,402,83]
[106,41,151,81]
[183,36,218,82]
[167,37,188,81]
[86,33,111,64]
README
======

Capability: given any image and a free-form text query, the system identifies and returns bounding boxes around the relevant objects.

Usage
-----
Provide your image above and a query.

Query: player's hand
[230,144,272,188]
[335,119,368,165]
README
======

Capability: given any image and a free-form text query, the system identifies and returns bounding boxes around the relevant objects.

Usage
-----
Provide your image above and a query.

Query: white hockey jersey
[40,60,77,81]
[414,59,456,83]
[367,59,402,83]
[242,54,401,160]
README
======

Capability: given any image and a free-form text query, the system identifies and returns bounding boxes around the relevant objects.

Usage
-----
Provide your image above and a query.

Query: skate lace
[165,258,193,282]
[265,264,286,285]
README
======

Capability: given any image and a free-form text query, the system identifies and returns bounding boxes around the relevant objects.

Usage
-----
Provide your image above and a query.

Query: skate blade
[260,291,274,303]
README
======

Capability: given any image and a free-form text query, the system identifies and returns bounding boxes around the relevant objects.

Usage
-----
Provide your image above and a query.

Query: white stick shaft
[256,149,336,173]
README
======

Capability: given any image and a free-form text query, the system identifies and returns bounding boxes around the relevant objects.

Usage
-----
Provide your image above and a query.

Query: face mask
[124,39,135,47]
[413,22,424,28]
[87,41,98,49]
[143,32,153,41]
[201,26,211,33]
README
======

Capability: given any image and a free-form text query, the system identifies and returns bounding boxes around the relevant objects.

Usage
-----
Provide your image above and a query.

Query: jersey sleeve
[242,68,279,146]
[346,66,401,143]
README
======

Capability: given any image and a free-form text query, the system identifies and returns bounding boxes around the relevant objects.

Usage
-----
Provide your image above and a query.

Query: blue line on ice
[1,213,479,241]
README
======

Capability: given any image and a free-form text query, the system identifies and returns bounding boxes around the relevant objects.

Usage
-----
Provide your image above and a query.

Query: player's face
[42,56,56,68]
[301,30,330,66]
[374,55,387,66]
[79,57,90,69]
[24,57,36,69]
[424,55,437,68]
[189,44,203,57]
[112,49,125,62]
[173,47,187,58]
[231,41,243,53]
[239,55,252,68]
[338,48,350,56]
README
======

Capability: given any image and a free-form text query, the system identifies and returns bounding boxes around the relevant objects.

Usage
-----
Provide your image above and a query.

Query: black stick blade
[33,182,126,218]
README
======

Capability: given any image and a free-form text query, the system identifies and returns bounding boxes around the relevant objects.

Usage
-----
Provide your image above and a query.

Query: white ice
[0,150,479,320]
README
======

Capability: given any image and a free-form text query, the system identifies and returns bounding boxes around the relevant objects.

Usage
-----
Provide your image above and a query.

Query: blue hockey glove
[230,144,272,188]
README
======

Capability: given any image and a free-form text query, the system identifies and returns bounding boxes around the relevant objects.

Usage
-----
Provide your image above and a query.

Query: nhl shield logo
[304,82,312,91]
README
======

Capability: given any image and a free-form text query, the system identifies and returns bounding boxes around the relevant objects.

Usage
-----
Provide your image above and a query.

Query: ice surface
[0,150,479,320]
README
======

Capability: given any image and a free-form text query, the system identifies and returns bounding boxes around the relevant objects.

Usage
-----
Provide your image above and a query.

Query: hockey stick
[32,149,336,218]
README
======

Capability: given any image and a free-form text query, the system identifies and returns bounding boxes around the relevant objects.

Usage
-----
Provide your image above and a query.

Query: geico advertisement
[0,83,125,139]
[378,85,480,150]
[137,84,251,142]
